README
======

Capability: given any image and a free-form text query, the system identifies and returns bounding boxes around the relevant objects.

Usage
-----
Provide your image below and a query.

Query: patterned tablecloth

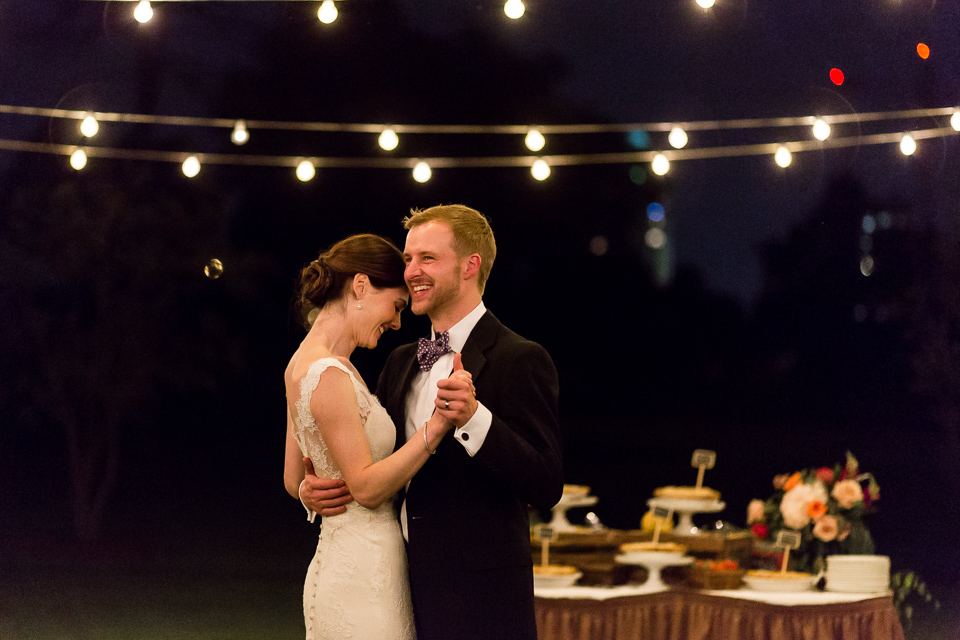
[534,585,904,640]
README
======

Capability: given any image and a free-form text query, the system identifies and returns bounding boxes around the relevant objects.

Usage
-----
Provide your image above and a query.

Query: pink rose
[813,515,839,542]
[773,474,789,490]
[815,467,835,485]
[832,479,864,509]
[747,499,765,524]
[780,481,828,530]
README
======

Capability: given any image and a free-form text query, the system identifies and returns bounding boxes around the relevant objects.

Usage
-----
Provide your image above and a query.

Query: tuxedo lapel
[460,311,499,381]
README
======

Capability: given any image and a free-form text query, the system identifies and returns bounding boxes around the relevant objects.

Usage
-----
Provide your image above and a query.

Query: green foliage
[891,571,941,632]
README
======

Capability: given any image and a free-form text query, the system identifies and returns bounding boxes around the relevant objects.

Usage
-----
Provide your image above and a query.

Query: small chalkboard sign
[775,530,802,549]
[691,449,716,469]
[775,529,802,573]
[538,525,557,566]
[691,449,716,488]
[651,505,674,544]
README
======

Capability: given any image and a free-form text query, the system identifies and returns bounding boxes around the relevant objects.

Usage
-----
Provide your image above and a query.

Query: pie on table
[562,484,590,496]
[620,541,688,554]
[653,486,721,501]
[533,565,579,575]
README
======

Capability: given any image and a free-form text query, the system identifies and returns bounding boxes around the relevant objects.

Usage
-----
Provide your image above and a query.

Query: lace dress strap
[300,357,373,420]
[294,357,374,480]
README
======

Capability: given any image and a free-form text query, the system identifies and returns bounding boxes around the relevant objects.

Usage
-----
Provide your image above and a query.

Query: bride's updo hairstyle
[297,233,405,326]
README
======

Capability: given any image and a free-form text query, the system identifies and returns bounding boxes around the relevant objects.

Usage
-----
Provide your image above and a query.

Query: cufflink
[461,432,470,441]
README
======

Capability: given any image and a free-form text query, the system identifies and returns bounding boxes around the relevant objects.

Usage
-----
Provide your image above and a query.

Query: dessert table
[534,585,904,640]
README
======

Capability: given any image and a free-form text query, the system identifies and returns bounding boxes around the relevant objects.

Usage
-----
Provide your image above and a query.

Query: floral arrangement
[747,451,880,573]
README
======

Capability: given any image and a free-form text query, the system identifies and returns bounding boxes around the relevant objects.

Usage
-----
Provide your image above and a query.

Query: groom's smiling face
[402,221,463,319]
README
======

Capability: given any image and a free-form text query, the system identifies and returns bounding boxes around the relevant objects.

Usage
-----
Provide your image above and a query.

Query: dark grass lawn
[2,558,958,640]
[0,563,306,640]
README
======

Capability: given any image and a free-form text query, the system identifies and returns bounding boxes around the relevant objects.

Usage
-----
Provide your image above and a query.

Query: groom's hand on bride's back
[302,457,354,516]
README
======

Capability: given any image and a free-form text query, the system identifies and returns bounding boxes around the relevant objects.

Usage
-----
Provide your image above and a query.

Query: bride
[283,233,467,640]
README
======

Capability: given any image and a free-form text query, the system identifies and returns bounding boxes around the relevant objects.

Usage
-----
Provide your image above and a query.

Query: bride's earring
[357,298,362,310]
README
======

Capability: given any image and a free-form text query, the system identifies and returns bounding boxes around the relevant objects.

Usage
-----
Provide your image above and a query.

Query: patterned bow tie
[417,331,451,371]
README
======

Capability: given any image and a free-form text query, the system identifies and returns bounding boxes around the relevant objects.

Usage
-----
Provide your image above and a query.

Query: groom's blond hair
[403,204,497,294]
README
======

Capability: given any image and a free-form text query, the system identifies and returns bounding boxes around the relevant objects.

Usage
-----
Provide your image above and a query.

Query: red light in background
[917,43,930,59]
[829,68,844,86]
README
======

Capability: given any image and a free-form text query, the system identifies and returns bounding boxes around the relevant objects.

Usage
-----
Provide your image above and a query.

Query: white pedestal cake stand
[647,497,725,535]
[615,551,694,590]
[548,494,598,532]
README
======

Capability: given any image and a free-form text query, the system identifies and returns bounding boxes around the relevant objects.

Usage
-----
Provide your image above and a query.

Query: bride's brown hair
[297,234,405,326]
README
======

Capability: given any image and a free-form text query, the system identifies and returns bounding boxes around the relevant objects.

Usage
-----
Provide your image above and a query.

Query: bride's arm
[284,406,305,499]
[312,367,453,510]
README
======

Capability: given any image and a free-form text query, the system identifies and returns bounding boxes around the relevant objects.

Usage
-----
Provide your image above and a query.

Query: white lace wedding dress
[291,358,416,640]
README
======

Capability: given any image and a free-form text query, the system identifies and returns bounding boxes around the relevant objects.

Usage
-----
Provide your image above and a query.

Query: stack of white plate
[825,555,890,593]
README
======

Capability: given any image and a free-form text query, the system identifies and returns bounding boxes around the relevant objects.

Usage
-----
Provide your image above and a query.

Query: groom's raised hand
[301,457,354,516]
[436,352,478,428]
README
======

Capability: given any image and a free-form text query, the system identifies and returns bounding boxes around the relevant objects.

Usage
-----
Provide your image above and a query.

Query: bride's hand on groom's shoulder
[301,457,354,516]
[435,353,478,429]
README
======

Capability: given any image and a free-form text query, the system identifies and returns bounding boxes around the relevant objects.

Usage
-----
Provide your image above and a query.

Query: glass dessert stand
[615,551,694,590]
[647,497,725,535]
[548,494,598,532]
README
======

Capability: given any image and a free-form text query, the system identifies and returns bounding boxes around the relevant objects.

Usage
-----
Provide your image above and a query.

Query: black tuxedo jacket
[376,310,562,640]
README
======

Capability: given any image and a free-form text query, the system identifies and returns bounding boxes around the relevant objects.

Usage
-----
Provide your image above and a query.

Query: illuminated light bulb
[231,120,249,145]
[696,0,715,9]
[645,228,666,249]
[651,153,670,176]
[80,115,99,138]
[525,129,545,152]
[951,111,960,132]
[812,118,831,141]
[204,258,224,279]
[899,134,917,156]
[69,149,87,171]
[668,126,688,149]
[504,0,525,19]
[412,161,431,183]
[531,159,550,181]
[182,156,201,178]
[378,129,399,151]
[829,68,844,86]
[318,0,338,24]
[774,146,792,168]
[917,43,930,59]
[133,0,153,24]
[860,256,874,277]
[296,160,316,182]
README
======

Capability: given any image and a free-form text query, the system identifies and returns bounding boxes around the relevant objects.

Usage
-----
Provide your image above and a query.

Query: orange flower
[807,500,827,520]
[783,472,802,492]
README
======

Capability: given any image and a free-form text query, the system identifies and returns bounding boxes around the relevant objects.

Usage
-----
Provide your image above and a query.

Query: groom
[304,204,563,640]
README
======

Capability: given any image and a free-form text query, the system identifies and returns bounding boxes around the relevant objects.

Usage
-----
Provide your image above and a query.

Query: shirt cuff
[299,479,317,523]
[454,402,492,456]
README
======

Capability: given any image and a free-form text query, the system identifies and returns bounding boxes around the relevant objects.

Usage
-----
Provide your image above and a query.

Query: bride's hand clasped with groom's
[299,354,473,517]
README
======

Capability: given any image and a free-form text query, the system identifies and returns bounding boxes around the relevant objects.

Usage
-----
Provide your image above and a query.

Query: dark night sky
[3,1,959,303]
[2,0,960,606]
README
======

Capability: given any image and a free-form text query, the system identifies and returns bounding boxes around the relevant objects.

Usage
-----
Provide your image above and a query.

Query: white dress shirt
[401,302,493,540]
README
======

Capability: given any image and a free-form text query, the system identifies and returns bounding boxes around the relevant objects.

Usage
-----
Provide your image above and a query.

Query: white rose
[780,482,828,530]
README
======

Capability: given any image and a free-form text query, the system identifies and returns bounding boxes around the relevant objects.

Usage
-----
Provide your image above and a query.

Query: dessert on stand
[646,449,726,535]
[548,484,599,533]
[647,494,726,536]
[615,541,693,590]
